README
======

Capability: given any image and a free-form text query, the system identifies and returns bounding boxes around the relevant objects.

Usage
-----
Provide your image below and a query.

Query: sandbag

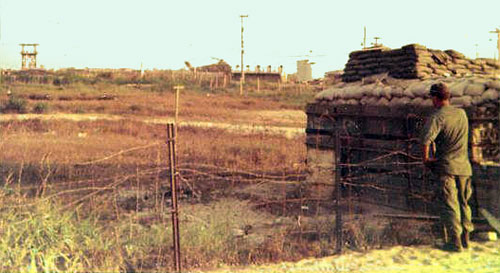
[445,49,466,59]
[464,83,485,96]
[481,88,499,101]
[315,89,333,100]
[324,91,335,100]
[471,96,484,106]
[387,97,398,107]
[407,81,429,97]
[451,96,472,107]
[449,80,468,97]
[371,85,384,98]
[342,86,357,100]
[360,96,370,105]
[422,99,433,107]
[399,97,411,105]
[391,86,404,97]
[365,97,379,105]
[335,88,347,100]
[454,69,471,75]
[389,97,409,106]
[334,99,347,105]
[421,81,436,98]
[403,87,416,98]
[486,80,500,90]
[363,72,389,84]
[346,99,359,105]
[361,84,375,97]
[350,87,364,100]
[410,97,424,106]
[377,97,390,106]
[380,86,392,99]
[336,88,348,100]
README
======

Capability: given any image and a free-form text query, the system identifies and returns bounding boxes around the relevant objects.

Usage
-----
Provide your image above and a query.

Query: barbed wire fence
[2,112,499,270]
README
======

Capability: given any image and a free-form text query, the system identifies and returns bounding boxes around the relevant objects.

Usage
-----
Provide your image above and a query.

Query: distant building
[232,65,282,82]
[296,60,312,82]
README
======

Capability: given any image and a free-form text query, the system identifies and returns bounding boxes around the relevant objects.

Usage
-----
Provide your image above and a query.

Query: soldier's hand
[423,158,437,170]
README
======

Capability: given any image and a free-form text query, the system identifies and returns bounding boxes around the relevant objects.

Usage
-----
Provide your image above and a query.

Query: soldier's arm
[422,144,430,163]
[420,115,440,163]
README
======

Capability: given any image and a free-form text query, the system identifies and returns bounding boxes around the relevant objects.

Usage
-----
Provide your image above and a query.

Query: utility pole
[475,44,479,59]
[490,28,500,61]
[240,15,248,96]
[362,26,367,49]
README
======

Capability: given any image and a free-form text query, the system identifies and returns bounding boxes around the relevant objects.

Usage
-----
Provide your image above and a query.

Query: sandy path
[0,111,306,138]
[199,241,500,273]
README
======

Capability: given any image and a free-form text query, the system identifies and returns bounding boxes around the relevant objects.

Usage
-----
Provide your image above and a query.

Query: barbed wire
[74,142,162,166]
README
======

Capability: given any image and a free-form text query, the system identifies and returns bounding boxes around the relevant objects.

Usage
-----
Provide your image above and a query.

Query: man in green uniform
[420,82,473,252]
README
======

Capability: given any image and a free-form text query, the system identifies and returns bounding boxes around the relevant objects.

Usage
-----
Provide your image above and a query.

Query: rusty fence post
[167,123,181,272]
[334,131,343,254]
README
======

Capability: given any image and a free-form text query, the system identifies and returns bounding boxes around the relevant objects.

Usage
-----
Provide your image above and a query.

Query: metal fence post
[167,123,181,272]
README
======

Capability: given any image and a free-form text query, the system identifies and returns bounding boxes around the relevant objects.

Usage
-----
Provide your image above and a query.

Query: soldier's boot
[462,231,470,249]
[442,234,463,252]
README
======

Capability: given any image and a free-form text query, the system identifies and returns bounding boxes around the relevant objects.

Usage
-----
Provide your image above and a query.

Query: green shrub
[1,96,28,113]
[32,102,49,113]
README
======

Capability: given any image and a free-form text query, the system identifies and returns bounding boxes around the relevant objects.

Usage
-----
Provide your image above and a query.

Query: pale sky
[1,0,500,77]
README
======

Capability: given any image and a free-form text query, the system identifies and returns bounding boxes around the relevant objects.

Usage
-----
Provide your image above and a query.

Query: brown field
[0,80,443,272]
[0,81,330,272]
[1,82,308,127]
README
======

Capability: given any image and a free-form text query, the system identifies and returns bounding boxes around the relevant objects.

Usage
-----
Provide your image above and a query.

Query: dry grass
[0,81,428,272]
[0,119,305,170]
[0,82,310,127]
[0,117,312,271]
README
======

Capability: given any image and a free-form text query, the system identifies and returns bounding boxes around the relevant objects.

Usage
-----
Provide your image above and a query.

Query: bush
[1,96,28,113]
[129,104,142,112]
[32,102,49,113]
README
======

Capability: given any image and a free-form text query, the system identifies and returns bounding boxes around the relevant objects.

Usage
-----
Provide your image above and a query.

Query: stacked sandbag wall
[342,47,391,82]
[342,44,500,82]
[316,77,500,109]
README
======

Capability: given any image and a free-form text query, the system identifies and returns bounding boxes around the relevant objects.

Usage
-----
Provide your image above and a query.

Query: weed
[129,104,142,112]
[1,96,28,113]
[32,102,49,114]
[74,106,86,114]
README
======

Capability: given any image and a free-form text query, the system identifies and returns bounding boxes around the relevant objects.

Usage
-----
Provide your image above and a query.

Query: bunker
[305,44,500,219]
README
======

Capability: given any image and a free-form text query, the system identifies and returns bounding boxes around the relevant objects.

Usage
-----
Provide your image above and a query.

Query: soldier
[420,82,473,252]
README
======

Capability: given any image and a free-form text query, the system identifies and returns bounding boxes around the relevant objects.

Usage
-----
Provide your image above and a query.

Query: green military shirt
[420,105,472,176]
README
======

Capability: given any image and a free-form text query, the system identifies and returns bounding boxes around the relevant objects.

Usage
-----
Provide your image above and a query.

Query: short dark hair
[429,83,450,100]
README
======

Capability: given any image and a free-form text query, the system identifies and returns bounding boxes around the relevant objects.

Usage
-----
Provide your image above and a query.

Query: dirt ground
[198,240,500,273]
[0,110,306,138]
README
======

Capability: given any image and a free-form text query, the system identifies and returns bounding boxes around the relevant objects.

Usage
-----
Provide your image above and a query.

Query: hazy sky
[1,0,500,77]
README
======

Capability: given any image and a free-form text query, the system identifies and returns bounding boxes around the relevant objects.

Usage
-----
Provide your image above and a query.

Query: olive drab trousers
[438,175,474,238]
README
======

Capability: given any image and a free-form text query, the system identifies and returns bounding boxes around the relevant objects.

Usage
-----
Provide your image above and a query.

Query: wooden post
[257,77,260,93]
[167,123,181,272]
[173,85,184,136]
